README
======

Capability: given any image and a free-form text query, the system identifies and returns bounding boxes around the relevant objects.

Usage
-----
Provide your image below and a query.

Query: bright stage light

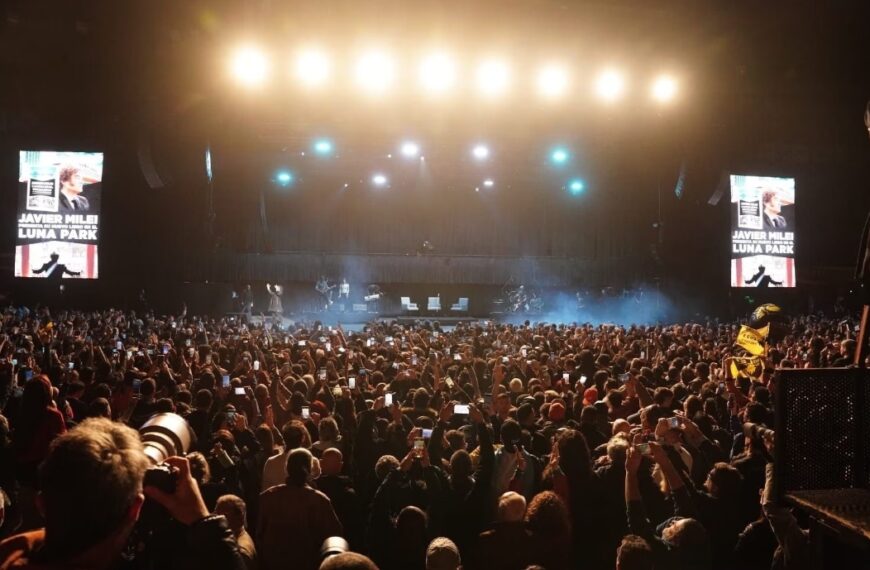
[275,170,293,186]
[230,46,269,87]
[551,147,570,165]
[536,64,569,99]
[401,141,420,157]
[295,48,330,87]
[472,145,490,160]
[372,173,388,186]
[355,50,396,95]
[595,69,626,102]
[419,53,456,94]
[313,139,333,155]
[651,75,678,103]
[483,178,494,187]
[568,179,585,195]
[476,59,510,97]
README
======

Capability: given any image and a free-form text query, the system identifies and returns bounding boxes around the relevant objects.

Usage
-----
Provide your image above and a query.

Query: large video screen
[730,174,795,288]
[15,151,104,279]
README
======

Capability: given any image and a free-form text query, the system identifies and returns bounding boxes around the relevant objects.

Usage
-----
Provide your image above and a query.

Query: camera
[140,413,196,465]
[743,422,775,443]
[320,536,350,561]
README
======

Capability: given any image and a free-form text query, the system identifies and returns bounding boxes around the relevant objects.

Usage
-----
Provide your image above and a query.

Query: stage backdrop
[15,151,104,279]
[730,174,796,288]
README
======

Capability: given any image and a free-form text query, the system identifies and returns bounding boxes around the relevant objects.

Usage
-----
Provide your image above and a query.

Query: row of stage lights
[229,45,680,104]
[272,139,586,196]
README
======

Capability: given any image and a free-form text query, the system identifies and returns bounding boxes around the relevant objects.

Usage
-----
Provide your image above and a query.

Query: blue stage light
[313,139,333,155]
[551,147,569,165]
[568,179,585,195]
[275,170,293,186]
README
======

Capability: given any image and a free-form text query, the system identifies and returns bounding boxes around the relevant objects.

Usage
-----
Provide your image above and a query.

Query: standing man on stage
[315,276,335,311]
[266,283,283,322]
[241,284,254,319]
[338,278,350,300]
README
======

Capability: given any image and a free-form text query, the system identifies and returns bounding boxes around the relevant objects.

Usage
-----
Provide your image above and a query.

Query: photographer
[0,418,243,570]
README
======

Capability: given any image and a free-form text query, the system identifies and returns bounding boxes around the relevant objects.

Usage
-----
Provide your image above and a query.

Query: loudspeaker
[775,367,870,494]
[137,132,172,189]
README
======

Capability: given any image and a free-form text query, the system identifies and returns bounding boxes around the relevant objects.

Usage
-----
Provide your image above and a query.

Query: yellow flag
[736,325,766,356]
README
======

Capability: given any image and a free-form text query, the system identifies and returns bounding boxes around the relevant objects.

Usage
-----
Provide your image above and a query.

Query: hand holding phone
[385,393,394,407]
[253,360,260,371]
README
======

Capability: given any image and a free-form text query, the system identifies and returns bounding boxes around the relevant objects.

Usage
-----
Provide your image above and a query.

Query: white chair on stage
[401,296,419,312]
[450,297,469,313]
[427,296,441,312]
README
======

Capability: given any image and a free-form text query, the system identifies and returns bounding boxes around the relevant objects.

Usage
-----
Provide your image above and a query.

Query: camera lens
[140,413,196,464]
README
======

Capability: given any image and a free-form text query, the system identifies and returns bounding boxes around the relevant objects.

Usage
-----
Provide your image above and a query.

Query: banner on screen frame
[730,175,795,288]
[15,151,103,279]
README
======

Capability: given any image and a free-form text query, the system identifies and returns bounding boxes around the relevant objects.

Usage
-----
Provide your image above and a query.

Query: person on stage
[266,283,284,320]
[315,276,335,311]
[32,252,80,282]
[338,278,350,300]
[241,284,254,318]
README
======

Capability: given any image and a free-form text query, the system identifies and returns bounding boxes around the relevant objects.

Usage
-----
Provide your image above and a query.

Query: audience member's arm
[630,375,654,408]
[761,454,811,566]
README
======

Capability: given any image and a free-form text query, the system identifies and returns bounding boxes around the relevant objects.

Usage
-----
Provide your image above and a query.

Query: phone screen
[580,375,587,384]
[454,404,469,415]
[24,370,33,381]
[453,354,461,361]
[234,387,246,396]
[668,417,681,429]
[133,379,142,394]
[298,341,306,347]
[562,373,570,382]
[421,428,433,439]
[385,393,394,407]
[68,362,74,370]
[222,375,231,388]
[302,406,310,419]
[319,368,327,381]
[348,377,356,389]
[116,341,123,350]
[253,360,260,371]
[413,438,425,452]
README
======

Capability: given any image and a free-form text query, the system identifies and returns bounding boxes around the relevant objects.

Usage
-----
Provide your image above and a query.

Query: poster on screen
[14,151,104,279]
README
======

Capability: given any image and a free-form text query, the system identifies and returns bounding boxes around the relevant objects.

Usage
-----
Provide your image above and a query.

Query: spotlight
[230,46,269,87]
[536,64,569,99]
[550,147,570,165]
[295,48,330,87]
[372,173,388,186]
[595,69,626,102]
[483,178,494,187]
[313,139,333,155]
[472,145,490,160]
[568,179,585,195]
[400,142,420,157]
[419,52,456,95]
[651,75,678,103]
[476,59,510,97]
[355,50,395,95]
[275,170,293,186]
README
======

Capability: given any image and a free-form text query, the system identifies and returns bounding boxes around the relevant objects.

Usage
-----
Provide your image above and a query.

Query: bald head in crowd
[497,491,527,523]
[321,448,344,477]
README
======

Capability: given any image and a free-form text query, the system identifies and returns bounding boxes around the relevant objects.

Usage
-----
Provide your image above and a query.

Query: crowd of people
[0,304,858,569]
